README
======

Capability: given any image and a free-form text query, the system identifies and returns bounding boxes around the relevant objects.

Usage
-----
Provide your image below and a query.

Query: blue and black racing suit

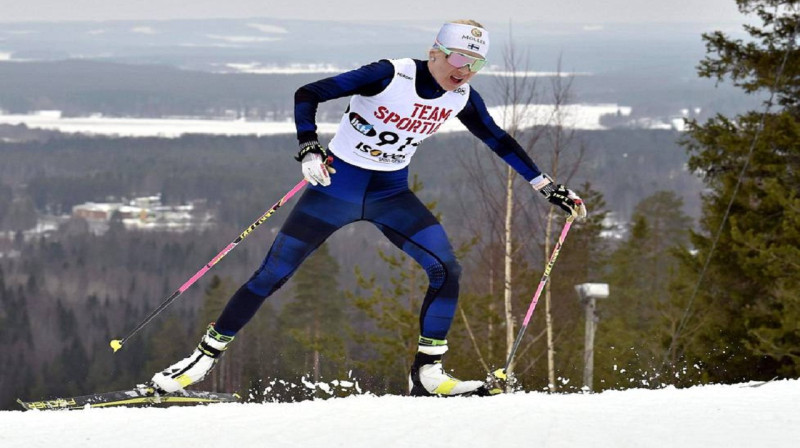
[214,59,543,341]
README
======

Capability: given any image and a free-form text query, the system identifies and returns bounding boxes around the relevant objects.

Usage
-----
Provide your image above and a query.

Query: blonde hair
[449,19,485,29]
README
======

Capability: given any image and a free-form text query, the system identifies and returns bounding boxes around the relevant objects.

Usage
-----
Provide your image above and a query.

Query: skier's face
[428,48,480,91]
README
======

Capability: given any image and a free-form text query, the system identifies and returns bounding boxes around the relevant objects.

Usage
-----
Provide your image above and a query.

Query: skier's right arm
[294,60,394,144]
[293,61,394,186]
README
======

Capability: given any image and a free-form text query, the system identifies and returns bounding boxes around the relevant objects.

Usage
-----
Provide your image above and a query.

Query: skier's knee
[426,258,460,288]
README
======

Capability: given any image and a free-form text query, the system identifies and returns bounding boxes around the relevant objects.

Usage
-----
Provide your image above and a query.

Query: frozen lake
[0,104,635,138]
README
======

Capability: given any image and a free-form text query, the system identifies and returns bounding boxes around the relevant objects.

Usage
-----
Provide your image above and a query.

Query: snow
[1,380,798,448]
[247,23,289,34]
[33,110,62,118]
[225,62,343,74]
[0,104,632,138]
[0,113,338,138]
[583,25,605,32]
[222,62,591,78]
[671,117,687,131]
[206,34,284,43]
[482,70,592,77]
[438,103,633,132]
[130,26,158,35]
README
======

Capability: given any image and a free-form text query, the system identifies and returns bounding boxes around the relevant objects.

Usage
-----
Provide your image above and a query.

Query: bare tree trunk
[313,309,320,385]
[544,206,557,392]
[543,56,583,393]
[503,166,516,369]
[488,265,494,361]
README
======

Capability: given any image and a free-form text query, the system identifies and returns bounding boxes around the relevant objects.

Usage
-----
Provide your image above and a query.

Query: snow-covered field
[1,379,798,448]
[222,62,591,78]
[0,113,339,137]
[0,104,634,138]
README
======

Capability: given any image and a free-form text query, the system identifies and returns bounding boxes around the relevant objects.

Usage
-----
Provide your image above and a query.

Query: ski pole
[109,178,309,353]
[493,215,575,381]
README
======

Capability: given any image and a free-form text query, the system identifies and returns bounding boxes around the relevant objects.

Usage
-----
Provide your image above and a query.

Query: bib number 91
[375,131,419,152]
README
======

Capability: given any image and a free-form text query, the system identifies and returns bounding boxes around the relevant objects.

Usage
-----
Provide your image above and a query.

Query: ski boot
[151,323,234,393]
[408,336,498,397]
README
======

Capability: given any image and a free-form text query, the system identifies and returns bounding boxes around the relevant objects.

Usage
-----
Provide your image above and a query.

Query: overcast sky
[0,0,746,24]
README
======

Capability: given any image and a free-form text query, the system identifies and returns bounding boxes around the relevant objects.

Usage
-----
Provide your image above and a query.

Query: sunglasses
[434,42,487,72]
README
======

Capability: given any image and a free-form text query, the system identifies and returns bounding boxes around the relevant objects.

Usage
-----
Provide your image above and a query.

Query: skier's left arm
[457,88,587,220]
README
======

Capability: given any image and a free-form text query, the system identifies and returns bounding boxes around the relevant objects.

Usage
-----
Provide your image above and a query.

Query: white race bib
[328,59,470,171]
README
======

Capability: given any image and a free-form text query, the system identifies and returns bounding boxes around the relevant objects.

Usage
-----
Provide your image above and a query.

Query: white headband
[434,22,490,58]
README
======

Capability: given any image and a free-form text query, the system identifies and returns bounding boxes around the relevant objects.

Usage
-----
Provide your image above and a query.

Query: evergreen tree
[0,266,6,331]
[349,250,426,394]
[4,196,37,231]
[679,0,800,380]
[0,183,12,230]
[279,243,347,391]
[598,191,691,387]
[143,316,191,382]
[197,275,233,329]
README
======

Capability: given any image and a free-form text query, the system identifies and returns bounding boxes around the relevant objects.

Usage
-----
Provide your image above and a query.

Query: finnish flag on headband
[435,23,490,58]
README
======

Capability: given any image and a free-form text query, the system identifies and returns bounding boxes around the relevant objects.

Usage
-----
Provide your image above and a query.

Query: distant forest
[0,126,699,223]
[0,60,759,123]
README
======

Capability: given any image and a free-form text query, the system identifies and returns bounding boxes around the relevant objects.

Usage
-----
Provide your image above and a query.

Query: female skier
[152,20,586,397]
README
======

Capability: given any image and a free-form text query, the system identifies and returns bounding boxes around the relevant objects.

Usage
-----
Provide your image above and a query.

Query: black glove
[294,140,330,162]
[296,141,335,186]
[531,174,587,220]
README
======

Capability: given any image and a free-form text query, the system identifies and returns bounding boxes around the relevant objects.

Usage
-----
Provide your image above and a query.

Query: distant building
[72,194,213,235]
[73,202,124,221]
[599,212,627,240]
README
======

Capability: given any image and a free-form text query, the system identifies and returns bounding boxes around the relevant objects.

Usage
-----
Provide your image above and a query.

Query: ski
[465,384,504,397]
[412,382,504,398]
[741,377,780,388]
[17,385,240,410]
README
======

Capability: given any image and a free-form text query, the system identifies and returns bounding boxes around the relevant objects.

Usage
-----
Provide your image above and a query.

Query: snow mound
[1,380,798,448]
